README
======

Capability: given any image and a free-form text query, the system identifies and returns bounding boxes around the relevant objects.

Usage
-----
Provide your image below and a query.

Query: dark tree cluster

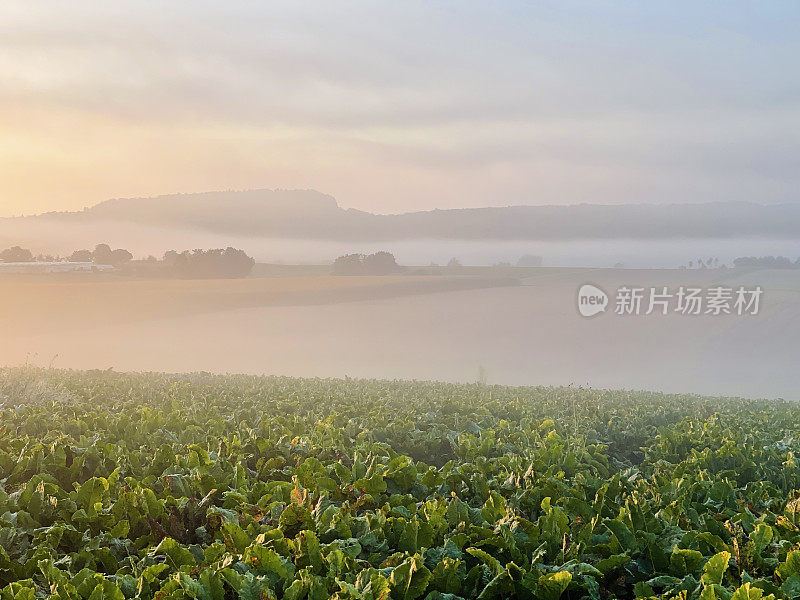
[162,247,255,278]
[332,251,401,275]
[733,256,800,269]
[1,242,254,279]
[68,244,133,266]
[516,254,543,267]
[0,246,35,263]
[685,257,721,269]
[0,246,73,263]
[0,244,134,265]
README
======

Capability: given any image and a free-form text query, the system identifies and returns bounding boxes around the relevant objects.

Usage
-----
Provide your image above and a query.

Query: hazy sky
[1,1,799,216]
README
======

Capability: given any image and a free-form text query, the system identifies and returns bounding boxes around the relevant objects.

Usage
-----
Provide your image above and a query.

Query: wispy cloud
[1,1,798,215]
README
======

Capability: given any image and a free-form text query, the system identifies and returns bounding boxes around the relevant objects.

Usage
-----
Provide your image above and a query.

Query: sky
[1,1,799,217]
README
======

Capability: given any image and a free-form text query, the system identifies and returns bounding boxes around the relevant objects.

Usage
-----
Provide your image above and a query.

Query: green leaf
[243,545,293,581]
[222,521,252,553]
[481,491,507,525]
[670,547,705,576]
[466,548,503,577]
[730,582,775,600]
[430,558,462,595]
[75,477,108,516]
[605,519,637,552]
[278,503,313,537]
[1,582,36,600]
[752,523,773,555]
[595,553,630,575]
[389,556,432,600]
[536,571,572,600]
[152,537,196,568]
[355,473,387,496]
[633,581,655,598]
[702,551,731,587]
[778,551,800,581]
[446,497,469,527]
[781,575,800,599]
[177,573,212,600]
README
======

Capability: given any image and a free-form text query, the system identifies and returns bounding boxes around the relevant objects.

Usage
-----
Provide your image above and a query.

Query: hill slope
[18,189,800,240]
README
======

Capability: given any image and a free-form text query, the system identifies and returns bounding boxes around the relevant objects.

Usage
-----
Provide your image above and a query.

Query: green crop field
[1,368,799,600]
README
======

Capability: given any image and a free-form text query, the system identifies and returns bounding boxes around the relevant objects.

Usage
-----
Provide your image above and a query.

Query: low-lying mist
[5,217,800,268]
[1,268,797,399]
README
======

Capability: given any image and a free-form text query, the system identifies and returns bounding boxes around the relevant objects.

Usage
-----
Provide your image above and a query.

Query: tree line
[732,256,800,269]
[0,244,255,277]
[160,248,255,278]
[0,243,135,266]
[332,251,402,275]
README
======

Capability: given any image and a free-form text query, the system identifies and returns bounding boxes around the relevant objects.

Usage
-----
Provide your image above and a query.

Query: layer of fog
[5,271,798,400]
[6,218,800,268]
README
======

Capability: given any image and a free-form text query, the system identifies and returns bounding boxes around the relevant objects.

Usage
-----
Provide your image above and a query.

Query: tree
[734,256,798,270]
[332,253,365,275]
[332,252,401,275]
[92,244,132,266]
[516,254,543,267]
[162,250,181,266]
[165,247,255,278]
[111,248,133,265]
[363,251,399,275]
[92,244,114,265]
[447,257,462,269]
[68,249,94,262]
[0,246,34,262]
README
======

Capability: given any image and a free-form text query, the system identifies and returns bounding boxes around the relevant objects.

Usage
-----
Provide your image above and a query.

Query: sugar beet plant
[2,368,800,600]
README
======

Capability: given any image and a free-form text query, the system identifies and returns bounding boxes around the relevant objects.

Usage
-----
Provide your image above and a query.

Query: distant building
[0,261,114,273]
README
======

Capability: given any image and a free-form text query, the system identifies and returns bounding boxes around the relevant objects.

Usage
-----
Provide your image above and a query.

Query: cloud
[0,1,798,214]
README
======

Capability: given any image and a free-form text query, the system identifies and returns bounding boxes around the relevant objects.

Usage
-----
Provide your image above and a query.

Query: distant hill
[89,189,343,221]
[19,189,800,241]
